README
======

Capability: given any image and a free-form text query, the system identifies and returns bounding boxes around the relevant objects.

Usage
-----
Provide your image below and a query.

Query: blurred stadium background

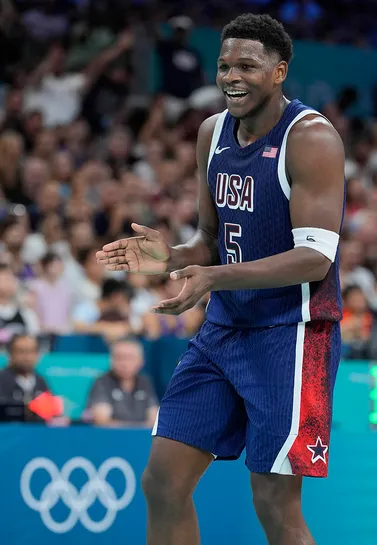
[0,0,377,544]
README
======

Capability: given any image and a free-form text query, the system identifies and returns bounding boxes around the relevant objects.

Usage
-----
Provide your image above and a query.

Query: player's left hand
[152,266,213,315]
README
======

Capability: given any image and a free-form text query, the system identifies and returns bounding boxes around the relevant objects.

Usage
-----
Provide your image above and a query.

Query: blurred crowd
[0,0,377,374]
[0,0,225,348]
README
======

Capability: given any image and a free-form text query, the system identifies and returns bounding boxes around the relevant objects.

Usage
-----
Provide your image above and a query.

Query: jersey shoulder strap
[277,107,332,200]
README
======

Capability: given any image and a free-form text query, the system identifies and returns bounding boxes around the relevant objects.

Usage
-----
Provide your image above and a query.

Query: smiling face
[216,38,288,119]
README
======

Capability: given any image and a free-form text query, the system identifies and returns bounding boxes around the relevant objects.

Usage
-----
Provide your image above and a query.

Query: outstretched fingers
[101,235,144,254]
[103,263,131,272]
[98,255,129,265]
[96,249,125,261]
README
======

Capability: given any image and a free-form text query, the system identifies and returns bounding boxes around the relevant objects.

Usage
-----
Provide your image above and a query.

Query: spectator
[72,278,133,342]
[339,239,377,309]
[81,34,134,134]
[63,119,91,166]
[22,212,69,266]
[341,285,373,358]
[0,131,24,202]
[38,214,68,259]
[132,139,164,189]
[32,129,58,162]
[172,195,198,243]
[24,32,134,128]
[0,215,35,281]
[61,221,96,286]
[105,127,133,179]
[22,110,43,152]
[345,177,367,218]
[28,180,63,232]
[174,140,197,178]
[0,334,50,420]
[29,253,73,334]
[50,150,74,193]
[93,179,124,239]
[156,16,204,101]
[0,88,24,133]
[75,247,105,304]
[0,265,40,345]
[18,157,50,207]
[86,336,158,427]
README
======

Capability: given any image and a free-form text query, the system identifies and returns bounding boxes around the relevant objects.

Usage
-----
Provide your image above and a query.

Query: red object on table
[28,392,64,420]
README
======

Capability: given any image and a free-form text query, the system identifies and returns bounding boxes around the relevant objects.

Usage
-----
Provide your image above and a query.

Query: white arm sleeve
[292,227,339,263]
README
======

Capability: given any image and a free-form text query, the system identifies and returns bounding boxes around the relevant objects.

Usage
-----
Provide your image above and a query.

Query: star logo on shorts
[307,437,328,464]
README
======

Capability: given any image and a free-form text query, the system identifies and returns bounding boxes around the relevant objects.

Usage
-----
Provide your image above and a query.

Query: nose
[222,67,242,85]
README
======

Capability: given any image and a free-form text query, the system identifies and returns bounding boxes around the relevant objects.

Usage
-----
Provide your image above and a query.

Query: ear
[274,61,288,85]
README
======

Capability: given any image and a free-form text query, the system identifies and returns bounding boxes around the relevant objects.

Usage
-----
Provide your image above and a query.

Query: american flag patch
[262,146,278,158]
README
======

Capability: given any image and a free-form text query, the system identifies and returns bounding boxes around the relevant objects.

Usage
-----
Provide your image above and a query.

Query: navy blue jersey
[206,99,343,328]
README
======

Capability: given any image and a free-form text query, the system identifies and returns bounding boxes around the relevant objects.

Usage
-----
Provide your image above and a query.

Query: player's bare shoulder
[286,113,345,187]
[287,114,345,168]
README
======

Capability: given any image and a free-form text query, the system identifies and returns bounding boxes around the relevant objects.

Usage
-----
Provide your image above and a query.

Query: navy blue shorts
[153,319,341,477]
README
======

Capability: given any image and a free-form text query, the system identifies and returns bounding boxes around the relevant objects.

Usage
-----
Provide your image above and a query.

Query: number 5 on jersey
[225,223,242,263]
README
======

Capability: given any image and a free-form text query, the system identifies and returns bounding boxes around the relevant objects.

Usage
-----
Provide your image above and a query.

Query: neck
[0,296,11,306]
[11,365,31,377]
[341,263,355,272]
[120,377,135,391]
[8,248,21,257]
[45,274,58,284]
[87,275,101,285]
[238,93,289,145]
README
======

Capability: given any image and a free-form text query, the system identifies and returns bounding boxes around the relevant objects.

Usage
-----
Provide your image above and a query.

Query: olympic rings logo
[20,457,136,533]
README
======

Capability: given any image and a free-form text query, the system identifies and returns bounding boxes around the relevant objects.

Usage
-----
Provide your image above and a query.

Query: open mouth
[224,90,249,103]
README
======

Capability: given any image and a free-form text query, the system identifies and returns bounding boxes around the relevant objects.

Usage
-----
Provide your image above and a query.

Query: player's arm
[155,117,345,314]
[208,117,345,290]
[167,116,220,271]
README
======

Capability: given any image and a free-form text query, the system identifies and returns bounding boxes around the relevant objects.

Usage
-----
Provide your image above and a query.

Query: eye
[240,64,255,71]
[218,64,228,71]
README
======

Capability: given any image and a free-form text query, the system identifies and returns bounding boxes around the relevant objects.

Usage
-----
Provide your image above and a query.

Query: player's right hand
[96,223,170,274]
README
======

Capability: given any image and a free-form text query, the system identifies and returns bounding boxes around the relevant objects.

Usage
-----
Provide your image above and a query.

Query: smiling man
[97,14,345,545]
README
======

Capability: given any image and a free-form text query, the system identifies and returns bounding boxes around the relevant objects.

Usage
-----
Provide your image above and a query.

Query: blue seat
[53,335,109,353]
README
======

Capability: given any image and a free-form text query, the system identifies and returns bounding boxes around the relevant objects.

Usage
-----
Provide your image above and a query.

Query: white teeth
[226,91,248,97]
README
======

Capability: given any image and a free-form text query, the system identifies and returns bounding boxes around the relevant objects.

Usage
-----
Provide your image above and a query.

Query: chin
[228,95,271,120]
[229,108,250,120]
[227,101,258,120]
[228,106,254,120]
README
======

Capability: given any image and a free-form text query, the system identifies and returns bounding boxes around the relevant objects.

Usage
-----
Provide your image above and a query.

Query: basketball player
[97,14,345,545]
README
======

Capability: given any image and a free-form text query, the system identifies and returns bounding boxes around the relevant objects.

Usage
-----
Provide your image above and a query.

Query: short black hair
[101,278,126,299]
[342,285,364,300]
[41,252,61,269]
[76,247,95,267]
[221,14,293,64]
[7,334,38,353]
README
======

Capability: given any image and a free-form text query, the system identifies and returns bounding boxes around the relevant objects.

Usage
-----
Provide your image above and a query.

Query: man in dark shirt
[0,334,49,421]
[86,337,158,427]
[156,16,204,99]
